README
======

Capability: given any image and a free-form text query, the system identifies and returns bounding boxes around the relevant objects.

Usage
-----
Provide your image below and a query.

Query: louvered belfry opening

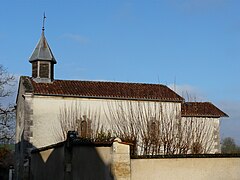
[39,61,50,78]
[32,62,38,78]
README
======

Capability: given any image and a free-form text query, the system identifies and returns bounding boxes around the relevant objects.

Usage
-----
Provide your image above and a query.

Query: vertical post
[64,131,77,180]
[9,166,14,180]
[64,146,72,180]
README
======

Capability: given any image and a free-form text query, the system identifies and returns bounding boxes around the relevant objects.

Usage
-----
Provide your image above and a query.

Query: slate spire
[29,31,57,64]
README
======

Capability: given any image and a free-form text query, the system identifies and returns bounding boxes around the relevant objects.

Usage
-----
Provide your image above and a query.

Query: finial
[42,12,46,32]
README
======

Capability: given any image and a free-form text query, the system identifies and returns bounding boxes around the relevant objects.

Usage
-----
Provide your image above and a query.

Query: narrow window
[147,117,159,137]
[80,120,87,138]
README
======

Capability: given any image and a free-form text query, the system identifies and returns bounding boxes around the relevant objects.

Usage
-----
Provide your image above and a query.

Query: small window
[147,117,159,137]
[80,120,87,137]
[78,115,92,138]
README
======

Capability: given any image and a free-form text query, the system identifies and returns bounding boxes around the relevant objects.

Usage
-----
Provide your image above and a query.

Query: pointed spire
[29,14,57,64]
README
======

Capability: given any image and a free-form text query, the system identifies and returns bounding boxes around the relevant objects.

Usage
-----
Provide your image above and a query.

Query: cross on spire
[42,12,46,32]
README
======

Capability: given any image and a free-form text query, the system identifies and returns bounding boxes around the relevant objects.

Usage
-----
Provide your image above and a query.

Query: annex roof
[181,102,228,118]
[21,76,184,102]
[29,31,57,64]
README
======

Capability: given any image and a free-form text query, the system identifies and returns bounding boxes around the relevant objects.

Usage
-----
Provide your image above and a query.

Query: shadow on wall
[0,145,14,180]
[15,133,33,180]
[16,132,115,180]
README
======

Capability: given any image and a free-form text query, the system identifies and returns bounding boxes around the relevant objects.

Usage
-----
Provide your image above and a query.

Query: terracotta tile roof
[22,76,183,102]
[181,102,228,118]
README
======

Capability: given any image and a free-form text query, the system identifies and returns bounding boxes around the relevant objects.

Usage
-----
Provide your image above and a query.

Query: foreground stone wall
[30,139,240,180]
[131,157,240,180]
[30,139,131,180]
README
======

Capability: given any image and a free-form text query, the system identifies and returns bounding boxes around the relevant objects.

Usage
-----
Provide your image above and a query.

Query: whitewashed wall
[182,117,220,153]
[16,90,220,154]
[30,95,181,148]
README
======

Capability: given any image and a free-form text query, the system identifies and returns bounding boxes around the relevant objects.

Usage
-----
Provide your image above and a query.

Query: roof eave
[32,93,184,102]
[29,58,57,64]
[182,114,228,118]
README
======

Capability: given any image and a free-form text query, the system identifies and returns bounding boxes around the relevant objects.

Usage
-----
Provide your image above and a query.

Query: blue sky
[0,0,239,144]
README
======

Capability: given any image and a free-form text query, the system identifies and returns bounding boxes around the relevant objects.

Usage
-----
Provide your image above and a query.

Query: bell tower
[29,14,57,82]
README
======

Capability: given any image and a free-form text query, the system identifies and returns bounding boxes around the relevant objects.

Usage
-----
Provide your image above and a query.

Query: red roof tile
[181,102,228,117]
[22,77,184,102]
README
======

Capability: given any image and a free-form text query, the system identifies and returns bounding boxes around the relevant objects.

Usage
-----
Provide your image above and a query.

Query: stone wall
[131,156,240,180]
[30,139,131,180]
[30,138,240,180]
